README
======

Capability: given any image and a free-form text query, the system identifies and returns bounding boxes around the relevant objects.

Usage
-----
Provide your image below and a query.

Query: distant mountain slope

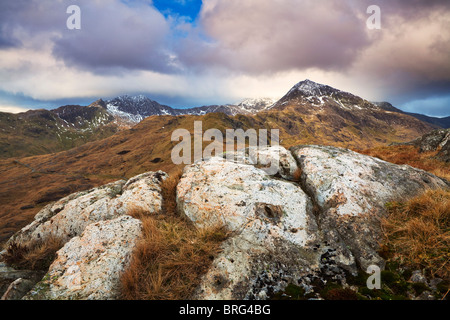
[2,80,443,160]
[0,96,275,159]
[274,79,385,111]
[375,102,450,128]
[105,95,276,123]
[105,95,175,122]
[0,102,119,159]
[265,79,435,147]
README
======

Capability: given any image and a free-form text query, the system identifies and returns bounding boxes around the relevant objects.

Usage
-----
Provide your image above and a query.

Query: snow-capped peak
[290,79,328,96]
[237,97,278,111]
[274,79,382,112]
[113,95,151,103]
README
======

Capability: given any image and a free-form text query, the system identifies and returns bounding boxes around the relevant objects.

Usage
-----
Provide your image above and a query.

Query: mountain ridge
[0,79,444,162]
[375,101,450,129]
[104,95,277,124]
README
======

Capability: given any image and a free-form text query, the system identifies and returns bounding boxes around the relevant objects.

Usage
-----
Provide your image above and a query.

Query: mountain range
[1,80,448,159]
[0,96,276,159]
[105,95,276,122]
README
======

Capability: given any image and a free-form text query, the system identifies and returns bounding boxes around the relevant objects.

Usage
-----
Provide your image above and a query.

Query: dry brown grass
[3,236,65,271]
[382,189,450,280]
[293,167,303,182]
[120,170,229,300]
[357,145,450,181]
[160,168,184,217]
[120,216,228,300]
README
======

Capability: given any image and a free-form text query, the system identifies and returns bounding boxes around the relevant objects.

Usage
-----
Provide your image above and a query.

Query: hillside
[0,96,275,159]
[0,80,441,243]
[0,101,120,159]
[0,115,438,245]
[375,102,450,129]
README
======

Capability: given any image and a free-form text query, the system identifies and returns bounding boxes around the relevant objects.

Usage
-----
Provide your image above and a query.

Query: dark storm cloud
[174,0,449,114]
[378,0,450,16]
[0,1,27,48]
[177,0,450,76]
[0,30,20,49]
[178,0,372,74]
[2,0,448,78]
[388,79,450,117]
[0,0,175,73]
[0,1,66,42]
[52,1,174,73]
[400,94,450,117]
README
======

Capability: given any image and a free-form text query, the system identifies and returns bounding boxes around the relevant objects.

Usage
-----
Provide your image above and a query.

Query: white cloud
[0,105,30,113]
[0,0,449,113]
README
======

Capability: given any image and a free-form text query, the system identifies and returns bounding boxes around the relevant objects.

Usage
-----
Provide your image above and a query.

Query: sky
[0,0,449,116]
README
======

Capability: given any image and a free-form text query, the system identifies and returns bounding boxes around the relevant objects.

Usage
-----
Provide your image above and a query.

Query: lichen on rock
[177,153,320,299]
[7,171,167,247]
[24,215,142,300]
[290,145,448,272]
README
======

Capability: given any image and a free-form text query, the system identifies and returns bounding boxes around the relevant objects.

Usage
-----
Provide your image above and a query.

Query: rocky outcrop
[24,216,142,300]
[177,145,448,299]
[290,145,447,272]
[437,140,450,163]
[177,156,318,299]
[1,171,166,300]
[403,128,450,162]
[7,171,167,247]
[1,144,448,300]
[412,128,450,153]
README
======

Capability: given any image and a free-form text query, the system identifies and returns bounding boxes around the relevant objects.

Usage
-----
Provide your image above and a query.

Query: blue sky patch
[152,0,202,21]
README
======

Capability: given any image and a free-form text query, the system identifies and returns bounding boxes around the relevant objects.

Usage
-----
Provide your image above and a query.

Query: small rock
[410,270,428,284]
[414,291,435,301]
[0,263,45,298]
[429,278,443,291]
[220,146,299,180]
[1,278,36,300]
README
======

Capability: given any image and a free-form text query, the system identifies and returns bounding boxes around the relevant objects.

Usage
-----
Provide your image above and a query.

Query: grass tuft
[293,167,303,182]
[382,188,450,280]
[120,169,229,300]
[3,237,65,271]
[160,168,184,217]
